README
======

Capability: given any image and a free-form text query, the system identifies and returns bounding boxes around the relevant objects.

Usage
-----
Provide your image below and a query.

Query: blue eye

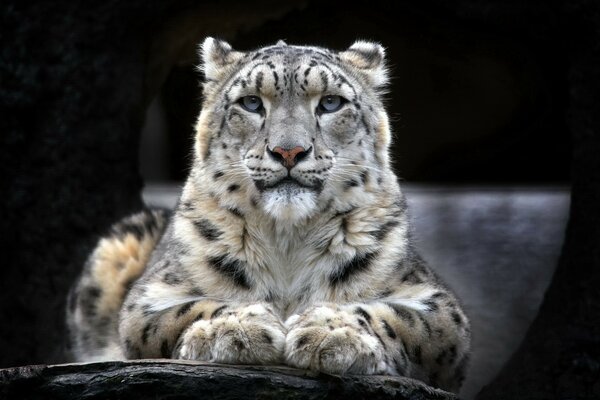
[318,95,345,113]
[240,96,263,112]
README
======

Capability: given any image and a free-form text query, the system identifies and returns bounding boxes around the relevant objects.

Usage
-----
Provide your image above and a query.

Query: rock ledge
[0,360,457,400]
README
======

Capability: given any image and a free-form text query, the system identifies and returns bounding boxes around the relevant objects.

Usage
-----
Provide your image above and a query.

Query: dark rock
[0,361,457,400]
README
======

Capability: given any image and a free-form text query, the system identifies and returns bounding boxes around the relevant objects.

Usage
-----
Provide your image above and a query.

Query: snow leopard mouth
[254,176,323,192]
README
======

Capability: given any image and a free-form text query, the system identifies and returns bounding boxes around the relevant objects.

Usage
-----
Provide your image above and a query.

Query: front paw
[177,303,285,364]
[284,305,393,375]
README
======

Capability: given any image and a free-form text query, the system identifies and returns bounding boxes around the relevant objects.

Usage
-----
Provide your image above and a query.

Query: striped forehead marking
[224,46,358,100]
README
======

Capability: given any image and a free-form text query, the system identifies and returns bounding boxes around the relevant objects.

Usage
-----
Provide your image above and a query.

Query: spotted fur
[66,209,170,361]
[67,38,470,393]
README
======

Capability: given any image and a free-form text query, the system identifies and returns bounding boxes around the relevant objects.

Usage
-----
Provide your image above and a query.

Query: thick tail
[66,208,170,362]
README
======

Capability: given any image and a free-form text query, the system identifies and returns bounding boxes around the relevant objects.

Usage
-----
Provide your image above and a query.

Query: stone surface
[0,361,456,400]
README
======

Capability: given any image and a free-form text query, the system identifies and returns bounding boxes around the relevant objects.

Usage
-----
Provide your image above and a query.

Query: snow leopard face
[194,38,392,222]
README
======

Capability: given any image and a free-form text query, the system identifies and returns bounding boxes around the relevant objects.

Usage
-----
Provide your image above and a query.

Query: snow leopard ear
[199,37,244,82]
[340,40,389,89]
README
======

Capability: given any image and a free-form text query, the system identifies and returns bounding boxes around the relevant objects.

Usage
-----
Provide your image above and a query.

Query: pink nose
[269,146,310,168]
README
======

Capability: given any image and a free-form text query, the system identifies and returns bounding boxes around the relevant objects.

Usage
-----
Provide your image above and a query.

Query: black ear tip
[200,37,235,66]
[348,40,385,63]
[340,41,389,87]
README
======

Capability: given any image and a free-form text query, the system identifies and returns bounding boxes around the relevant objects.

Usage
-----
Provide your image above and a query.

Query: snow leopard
[67,37,471,393]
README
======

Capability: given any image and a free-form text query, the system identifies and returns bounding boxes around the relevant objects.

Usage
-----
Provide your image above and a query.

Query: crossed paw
[284,304,394,375]
[177,303,286,364]
[177,303,394,375]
